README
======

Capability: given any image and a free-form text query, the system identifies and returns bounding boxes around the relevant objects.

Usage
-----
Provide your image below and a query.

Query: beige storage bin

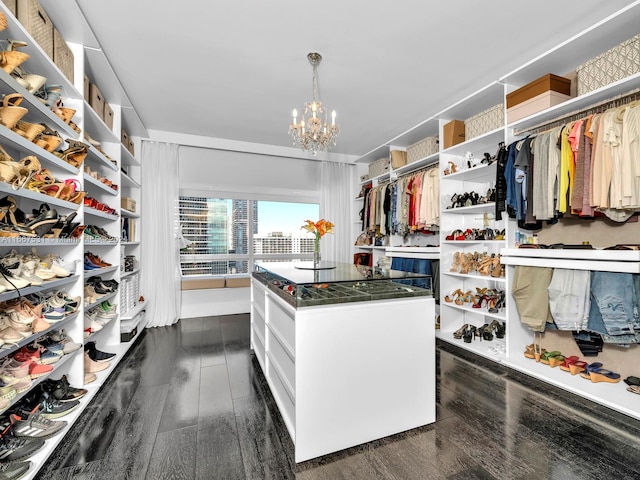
[507,91,571,124]
[368,157,388,178]
[390,150,407,169]
[103,103,114,130]
[121,197,136,212]
[407,137,438,163]
[464,104,504,140]
[53,28,74,83]
[577,34,640,95]
[17,0,53,59]
[89,83,105,118]
[2,0,17,16]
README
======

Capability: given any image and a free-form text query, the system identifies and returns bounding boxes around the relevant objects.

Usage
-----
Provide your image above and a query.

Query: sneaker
[0,382,16,401]
[41,375,87,403]
[84,342,116,363]
[0,460,31,479]
[37,348,60,366]
[84,372,97,385]
[28,362,52,379]
[49,330,81,354]
[38,392,79,420]
[0,428,44,463]
[9,411,66,439]
[84,352,109,373]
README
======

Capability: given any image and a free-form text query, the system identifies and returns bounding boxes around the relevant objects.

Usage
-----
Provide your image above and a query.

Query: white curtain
[320,161,353,263]
[141,141,181,328]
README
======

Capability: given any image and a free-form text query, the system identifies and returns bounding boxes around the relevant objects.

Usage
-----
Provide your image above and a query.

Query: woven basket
[464,104,504,140]
[0,93,28,129]
[14,120,45,141]
[17,0,53,59]
[0,50,29,74]
[53,28,74,83]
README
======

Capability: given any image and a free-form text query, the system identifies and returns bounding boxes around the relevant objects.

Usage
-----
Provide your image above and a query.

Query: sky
[257,201,319,236]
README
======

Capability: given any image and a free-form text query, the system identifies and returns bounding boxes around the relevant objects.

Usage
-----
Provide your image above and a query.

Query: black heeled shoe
[14,208,58,237]
[463,325,476,343]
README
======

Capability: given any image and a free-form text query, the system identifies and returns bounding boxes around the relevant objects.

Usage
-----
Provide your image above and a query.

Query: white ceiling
[59,1,640,160]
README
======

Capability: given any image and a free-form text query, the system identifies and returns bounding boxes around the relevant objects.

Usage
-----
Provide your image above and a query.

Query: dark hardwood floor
[36,315,640,480]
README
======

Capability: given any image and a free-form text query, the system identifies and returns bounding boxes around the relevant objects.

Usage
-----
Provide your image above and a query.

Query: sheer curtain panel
[320,161,353,263]
[141,141,181,328]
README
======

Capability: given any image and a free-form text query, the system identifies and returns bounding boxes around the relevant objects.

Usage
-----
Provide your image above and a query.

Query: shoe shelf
[120,300,145,321]
[84,208,118,221]
[443,271,507,283]
[441,128,504,158]
[120,268,139,279]
[121,146,140,167]
[0,128,80,175]
[441,302,506,322]
[83,174,118,196]
[120,208,139,219]
[443,203,496,215]
[0,182,80,211]
[86,146,119,172]
[503,354,640,421]
[83,100,118,144]
[84,290,118,311]
[0,312,78,358]
[436,330,507,362]
[442,240,504,246]
[0,275,78,303]
[2,347,82,414]
[441,162,496,183]
[85,319,116,342]
[384,246,440,260]
[84,265,119,276]
[120,241,139,246]
[0,71,79,140]
[121,172,140,189]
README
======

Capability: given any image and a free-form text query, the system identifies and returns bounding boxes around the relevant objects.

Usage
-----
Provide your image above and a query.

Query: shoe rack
[0,1,147,477]
[352,4,640,422]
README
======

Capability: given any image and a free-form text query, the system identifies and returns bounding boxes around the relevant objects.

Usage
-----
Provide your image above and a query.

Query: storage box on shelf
[506,74,573,124]
[464,104,504,141]
[577,33,640,95]
[52,27,73,83]
[16,0,53,59]
[2,0,16,16]
[368,156,388,178]
[442,120,465,149]
[407,137,438,164]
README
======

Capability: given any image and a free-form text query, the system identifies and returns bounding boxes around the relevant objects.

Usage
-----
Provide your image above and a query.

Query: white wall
[178,146,322,318]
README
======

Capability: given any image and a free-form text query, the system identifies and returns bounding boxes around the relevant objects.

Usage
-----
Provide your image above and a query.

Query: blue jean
[587,271,640,344]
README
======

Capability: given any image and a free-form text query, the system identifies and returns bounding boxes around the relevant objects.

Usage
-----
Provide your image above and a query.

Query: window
[179,196,319,277]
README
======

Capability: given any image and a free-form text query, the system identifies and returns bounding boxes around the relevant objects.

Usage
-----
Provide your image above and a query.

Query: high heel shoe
[34,125,62,152]
[13,208,58,237]
[463,325,476,343]
[0,40,29,74]
[34,84,63,108]
[0,93,28,129]
[12,120,45,142]
[54,143,88,168]
[453,324,469,340]
[53,106,76,124]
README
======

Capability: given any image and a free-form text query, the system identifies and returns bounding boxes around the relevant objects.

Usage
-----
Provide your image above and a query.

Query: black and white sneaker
[38,393,79,420]
[0,460,31,480]
[9,412,66,439]
[41,376,88,403]
[84,342,116,363]
[0,430,43,463]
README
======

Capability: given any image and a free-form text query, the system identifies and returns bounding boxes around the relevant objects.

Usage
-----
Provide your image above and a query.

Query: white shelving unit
[0,2,147,478]
[351,2,640,423]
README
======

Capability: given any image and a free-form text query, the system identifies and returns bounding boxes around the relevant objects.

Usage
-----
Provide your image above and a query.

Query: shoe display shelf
[0,275,78,303]
[0,2,148,477]
[436,82,509,360]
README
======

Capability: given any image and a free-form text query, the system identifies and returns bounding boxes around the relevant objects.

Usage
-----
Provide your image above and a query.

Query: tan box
[89,83,105,118]
[507,91,572,124]
[368,157,389,178]
[407,137,438,164]
[53,28,74,83]
[83,74,90,102]
[225,277,251,288]
[2,0,17,17]
[390,150,407,169]
[181,278,225,290]
[465,104,504,140]
[506,74,572,109]
[121,129,129,146]
[442,120,465,149]
[17,0,53,59]
[121,197,136,212]
[103,103,113,130]
[128,139,135,156]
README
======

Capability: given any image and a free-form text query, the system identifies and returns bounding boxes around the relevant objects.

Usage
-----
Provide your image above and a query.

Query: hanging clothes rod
[514,87,640,136]
[391,162,439,181]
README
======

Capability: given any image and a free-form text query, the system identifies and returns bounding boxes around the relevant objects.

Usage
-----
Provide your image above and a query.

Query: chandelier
[289,52,340,156]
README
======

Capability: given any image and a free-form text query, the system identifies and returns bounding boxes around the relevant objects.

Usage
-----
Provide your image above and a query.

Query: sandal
[579,362,604,380]
[453,324,469,340]
[0,93,28,129]
[587,367,621,384]
[539,350,562,366]
[558,356,580,372]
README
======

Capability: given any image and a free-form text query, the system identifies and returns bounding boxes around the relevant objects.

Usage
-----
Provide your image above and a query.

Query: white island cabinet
[251,261,436,462]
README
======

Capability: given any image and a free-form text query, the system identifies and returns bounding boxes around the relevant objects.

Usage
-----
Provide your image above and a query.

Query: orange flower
[301,219,335,238]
